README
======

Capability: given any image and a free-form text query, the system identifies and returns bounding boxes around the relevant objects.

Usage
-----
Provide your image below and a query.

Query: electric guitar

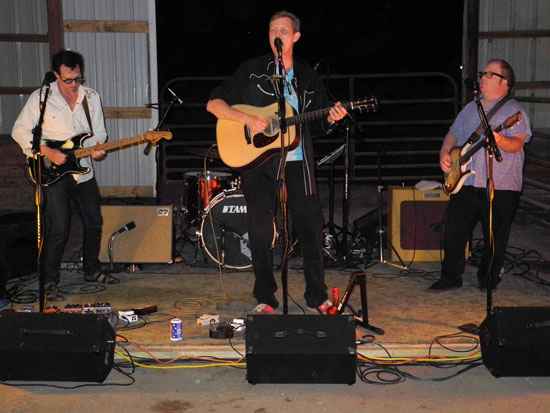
[443,111,522,195]
[216,97,378,170]
[28,130,172,186]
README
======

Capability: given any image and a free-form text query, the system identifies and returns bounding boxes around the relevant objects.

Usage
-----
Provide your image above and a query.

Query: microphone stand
[340,118,353,267]
[274,45,290,315]
[31,81,52,312]
[472,86,502,316]
[376,144,408,270]
[149,88,182,261]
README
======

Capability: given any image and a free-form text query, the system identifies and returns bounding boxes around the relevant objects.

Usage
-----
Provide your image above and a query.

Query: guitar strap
[467,95,509,144]
[82,96,94,135]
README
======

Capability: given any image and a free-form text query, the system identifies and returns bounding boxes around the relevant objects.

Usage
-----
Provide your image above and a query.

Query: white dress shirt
[12,80,107,183]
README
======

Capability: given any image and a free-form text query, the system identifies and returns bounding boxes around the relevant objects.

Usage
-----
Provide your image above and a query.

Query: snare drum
[200,190,276,269]
[183,171,232,223]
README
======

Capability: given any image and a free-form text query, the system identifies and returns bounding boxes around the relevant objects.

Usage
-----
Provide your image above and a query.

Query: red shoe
[251,303,275,314]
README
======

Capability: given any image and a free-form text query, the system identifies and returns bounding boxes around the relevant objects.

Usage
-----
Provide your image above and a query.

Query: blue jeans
[41,176,103,283]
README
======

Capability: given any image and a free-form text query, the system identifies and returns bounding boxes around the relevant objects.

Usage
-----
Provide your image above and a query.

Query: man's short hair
[52,50,85,74]
[270,10,300,33]
[488,58,515,91]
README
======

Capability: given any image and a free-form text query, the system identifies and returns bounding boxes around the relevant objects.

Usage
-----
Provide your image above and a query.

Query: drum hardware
[182,171,232,224]
[199,190,276,270]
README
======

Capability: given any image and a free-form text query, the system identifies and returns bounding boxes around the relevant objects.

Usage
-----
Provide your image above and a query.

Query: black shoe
[44,281,64,301]
[479,276,501,291]
[85,271,120,284]
[428,278,462,291]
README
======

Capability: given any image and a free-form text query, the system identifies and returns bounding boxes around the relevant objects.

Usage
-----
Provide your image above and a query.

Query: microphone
[464,78,478,91]
[274,38,283,54]
[42,71,56,85]
[116,221,136,235]
[313,61,321,71]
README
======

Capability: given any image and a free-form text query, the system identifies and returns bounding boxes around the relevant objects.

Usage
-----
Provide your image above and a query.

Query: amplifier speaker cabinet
[0,312,115,382]
[480,306,550,377]
[99,205,173,263]
[246,314,357,384]
[388,186,455,262]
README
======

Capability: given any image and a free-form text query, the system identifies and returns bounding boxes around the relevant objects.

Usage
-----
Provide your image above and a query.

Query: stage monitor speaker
[0,312,115,382]
[99,205,173,263]
[480,306,550,377]
[246,314,357,384]
[388,186,458,262]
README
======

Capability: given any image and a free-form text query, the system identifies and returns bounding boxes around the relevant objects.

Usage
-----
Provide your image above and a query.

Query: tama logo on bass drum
[222,205,247,213]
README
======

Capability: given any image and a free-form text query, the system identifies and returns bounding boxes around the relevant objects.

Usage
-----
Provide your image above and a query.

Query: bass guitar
[443,111,522,195]
[28,130,172,186]
[216,98,378,170]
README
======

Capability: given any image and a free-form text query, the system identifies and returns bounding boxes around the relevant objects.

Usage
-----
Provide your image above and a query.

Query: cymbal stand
[375,144,408,270]
[317,143,345,251]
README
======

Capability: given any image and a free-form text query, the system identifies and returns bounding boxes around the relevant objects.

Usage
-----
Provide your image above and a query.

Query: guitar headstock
[503,111,522,130]
[144,130,173,144]
[351,96,379,113]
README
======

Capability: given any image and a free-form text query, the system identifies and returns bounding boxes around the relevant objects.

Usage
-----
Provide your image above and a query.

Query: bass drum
[200,190,276,269]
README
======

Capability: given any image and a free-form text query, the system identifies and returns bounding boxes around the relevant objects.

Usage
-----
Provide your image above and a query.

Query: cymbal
[184,146,220,159]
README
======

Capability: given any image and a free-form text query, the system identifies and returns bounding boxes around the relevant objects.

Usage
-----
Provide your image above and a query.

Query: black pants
[41,176,103,284]
[241,158,327,309]
[441,185,520,284]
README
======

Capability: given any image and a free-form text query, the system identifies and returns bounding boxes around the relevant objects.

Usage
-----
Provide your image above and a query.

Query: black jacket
[209,54,334,195]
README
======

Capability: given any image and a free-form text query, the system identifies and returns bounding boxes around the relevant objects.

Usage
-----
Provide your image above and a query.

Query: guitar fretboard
[74,134,147,159]
[286,101,360,126]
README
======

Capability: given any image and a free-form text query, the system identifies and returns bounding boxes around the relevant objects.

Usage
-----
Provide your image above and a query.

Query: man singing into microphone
[12,49,119,300]
[429,59,531,291]
[207,10,347,313]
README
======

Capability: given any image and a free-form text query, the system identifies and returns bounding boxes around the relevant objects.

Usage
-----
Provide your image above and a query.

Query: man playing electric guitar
[12,50,119,299]
[429,59,532,292]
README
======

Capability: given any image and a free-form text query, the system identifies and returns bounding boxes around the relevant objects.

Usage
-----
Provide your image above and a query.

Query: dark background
[156,1,464,88]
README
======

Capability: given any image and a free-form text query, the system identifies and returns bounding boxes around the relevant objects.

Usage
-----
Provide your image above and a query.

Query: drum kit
[180,150,276,270]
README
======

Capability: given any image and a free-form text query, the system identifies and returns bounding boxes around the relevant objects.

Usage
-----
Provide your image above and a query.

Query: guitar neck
[74,134,147,159]
[286,101,356,126]
[460,122,507,166]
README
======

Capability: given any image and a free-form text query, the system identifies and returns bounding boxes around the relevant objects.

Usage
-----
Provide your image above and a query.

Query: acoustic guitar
[216,98,378,170]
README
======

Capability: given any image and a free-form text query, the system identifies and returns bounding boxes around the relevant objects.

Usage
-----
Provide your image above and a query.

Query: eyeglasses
[58,75,86,85]
[478,71,505,80]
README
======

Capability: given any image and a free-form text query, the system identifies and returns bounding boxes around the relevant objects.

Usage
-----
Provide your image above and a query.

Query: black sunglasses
[58,75,86,85]
[478,71,505,80]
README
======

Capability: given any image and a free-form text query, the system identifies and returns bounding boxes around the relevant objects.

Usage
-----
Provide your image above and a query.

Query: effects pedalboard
[37,302,113,315]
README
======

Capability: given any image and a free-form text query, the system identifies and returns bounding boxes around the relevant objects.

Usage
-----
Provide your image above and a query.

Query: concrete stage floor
[1,183,550,412]
[3,183,549,358]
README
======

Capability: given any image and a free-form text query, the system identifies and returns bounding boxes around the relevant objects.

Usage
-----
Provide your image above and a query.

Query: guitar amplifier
[99,205,173,263]
[388,186,455,262]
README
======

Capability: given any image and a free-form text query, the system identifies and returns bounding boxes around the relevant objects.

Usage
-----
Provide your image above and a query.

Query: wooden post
[47,0,64,61]
[463,0,479,105]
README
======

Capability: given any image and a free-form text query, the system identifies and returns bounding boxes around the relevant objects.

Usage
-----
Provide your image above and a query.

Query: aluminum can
[170,318,183,341]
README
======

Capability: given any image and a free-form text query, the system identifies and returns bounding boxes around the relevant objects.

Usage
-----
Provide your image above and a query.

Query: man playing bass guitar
[429,59,532,291]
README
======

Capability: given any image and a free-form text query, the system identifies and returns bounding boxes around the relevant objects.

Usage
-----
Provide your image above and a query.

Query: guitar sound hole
[253,134,276,148]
